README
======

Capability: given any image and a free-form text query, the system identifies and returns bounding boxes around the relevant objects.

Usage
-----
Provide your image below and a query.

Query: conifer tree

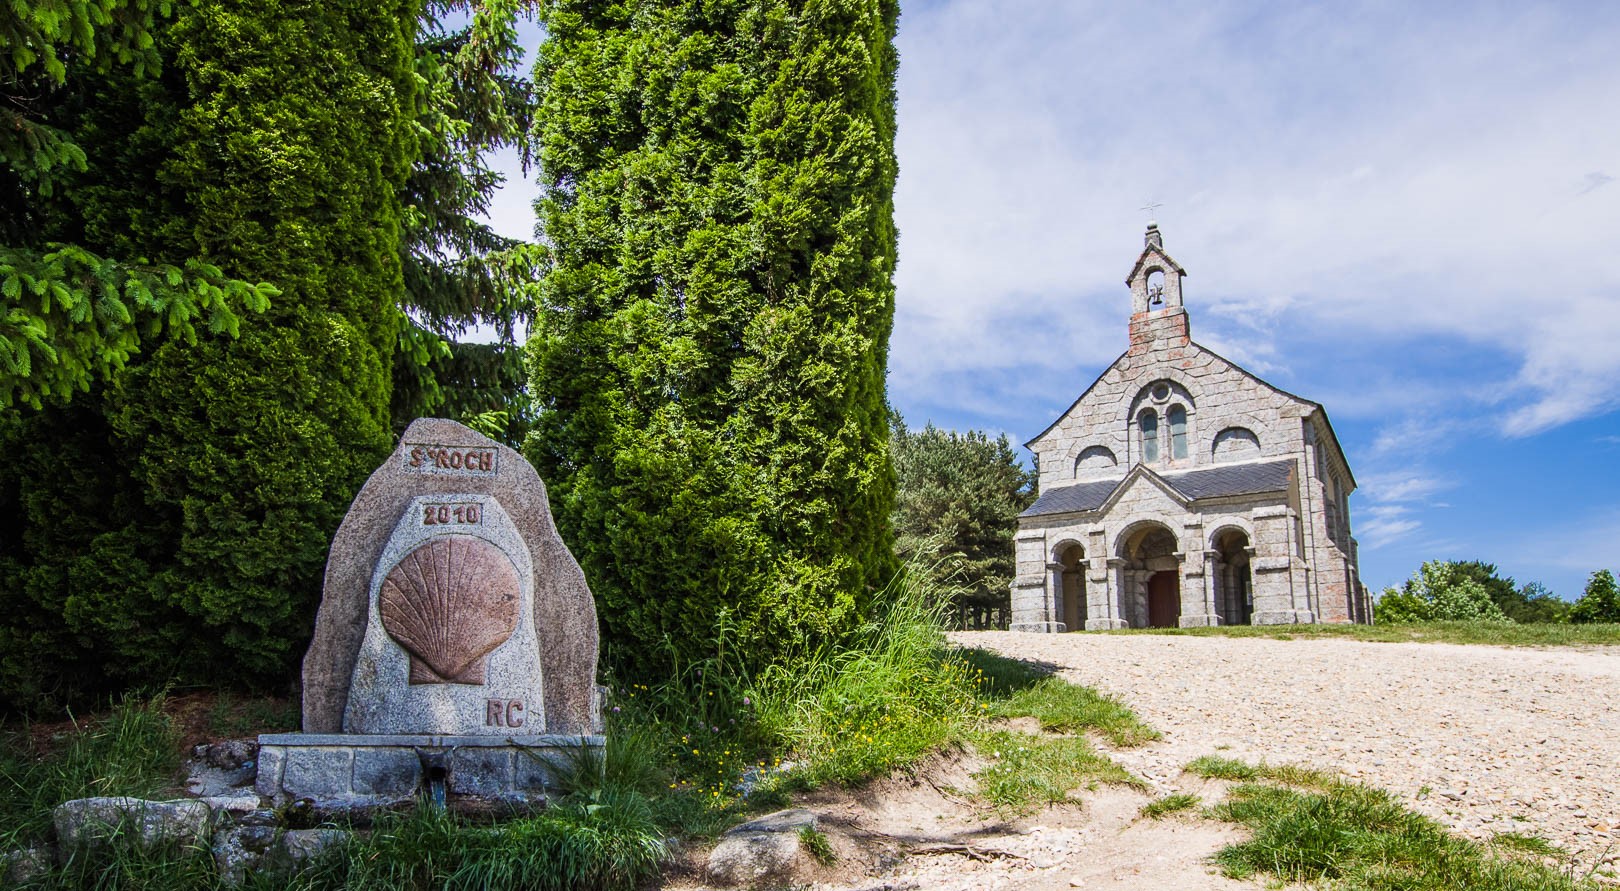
[526,0,900,674]
[393,0,541,445]
[890,415,1035,629]
[0,0,422,704]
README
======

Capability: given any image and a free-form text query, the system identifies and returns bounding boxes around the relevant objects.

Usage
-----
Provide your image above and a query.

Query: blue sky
[482,2,1620,600]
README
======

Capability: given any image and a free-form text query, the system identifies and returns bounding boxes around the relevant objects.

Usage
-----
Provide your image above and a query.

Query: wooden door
[1148,571,1180,628]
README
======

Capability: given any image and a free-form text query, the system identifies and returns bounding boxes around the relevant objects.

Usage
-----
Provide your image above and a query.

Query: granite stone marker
[256,418,603,809]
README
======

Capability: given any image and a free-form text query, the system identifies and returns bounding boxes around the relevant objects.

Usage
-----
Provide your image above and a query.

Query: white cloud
[1358,505,1421,550]
[891,1,1620,437]
[1358,472,1449,505]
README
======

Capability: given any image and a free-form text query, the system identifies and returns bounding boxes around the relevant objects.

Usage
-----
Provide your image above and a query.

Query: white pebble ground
[954,631,1620,870]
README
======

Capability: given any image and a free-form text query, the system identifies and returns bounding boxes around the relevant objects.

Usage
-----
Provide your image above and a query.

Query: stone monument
[255,418,604,811]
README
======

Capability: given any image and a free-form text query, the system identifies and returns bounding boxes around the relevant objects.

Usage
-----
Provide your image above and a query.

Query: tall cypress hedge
[526,0,900,676]
[0,0,420,706]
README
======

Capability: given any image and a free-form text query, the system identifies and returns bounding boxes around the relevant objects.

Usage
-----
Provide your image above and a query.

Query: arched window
[1167,405,1188,459]
[1139,410,1159,463]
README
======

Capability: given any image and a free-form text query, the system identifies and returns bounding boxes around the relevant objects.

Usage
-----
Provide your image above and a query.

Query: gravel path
[954,632,1620,870]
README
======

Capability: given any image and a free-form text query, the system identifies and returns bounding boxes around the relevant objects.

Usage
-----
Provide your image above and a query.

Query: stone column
[1009,530,1061,632]
[1088,557,1129,630]
[1250,506,1314,624]
[1178,548,1220,627]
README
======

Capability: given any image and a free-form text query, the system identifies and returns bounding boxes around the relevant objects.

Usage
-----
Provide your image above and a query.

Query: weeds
[1203,761,1599,891]
[1141,792,1200,819]
[969,729,1138,816]
[799,826,836,865]
[0,693,182,846]
[749,569,982,787]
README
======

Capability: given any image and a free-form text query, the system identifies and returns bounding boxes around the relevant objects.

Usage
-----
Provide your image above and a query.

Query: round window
[1151,383,1170,402]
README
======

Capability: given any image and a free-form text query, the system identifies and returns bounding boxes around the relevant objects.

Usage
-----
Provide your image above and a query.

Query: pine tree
[525,0,900,675]
[891,415,1035,629]
[0,1,275,408]
[392,0,541,445]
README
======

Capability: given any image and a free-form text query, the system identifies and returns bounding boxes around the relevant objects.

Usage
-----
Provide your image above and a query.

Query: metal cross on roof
[1140,200,1163,220]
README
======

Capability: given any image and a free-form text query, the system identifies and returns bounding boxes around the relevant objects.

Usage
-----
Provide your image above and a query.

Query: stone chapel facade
[1010,225,1370,632]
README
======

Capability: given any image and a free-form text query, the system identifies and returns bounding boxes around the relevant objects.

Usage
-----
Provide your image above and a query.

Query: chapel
[1010,224,1370,631]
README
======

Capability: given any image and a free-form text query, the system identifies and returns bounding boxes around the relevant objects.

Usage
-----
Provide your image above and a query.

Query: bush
[1570,570,1620,624]
[524,0,901,680]
[1375,561,1509,625]
[0,0,419,709]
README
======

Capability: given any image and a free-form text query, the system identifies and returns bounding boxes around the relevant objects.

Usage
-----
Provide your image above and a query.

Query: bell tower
[1125,222,1190,353]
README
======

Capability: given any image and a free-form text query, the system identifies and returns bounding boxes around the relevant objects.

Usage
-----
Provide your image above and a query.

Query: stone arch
[1051,539,1087,633]
[1209,525,1254,626]
[1212,426,1261,460]
[1074,445,1119,479]
[1113,519,1181,629]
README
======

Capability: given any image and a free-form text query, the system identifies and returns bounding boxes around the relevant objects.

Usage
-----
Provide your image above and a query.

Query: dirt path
[955,631,1620,871]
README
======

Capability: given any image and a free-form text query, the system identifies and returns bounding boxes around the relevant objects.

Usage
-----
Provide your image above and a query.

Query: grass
[1186,755,1332,788]
[969,729,1139,816]
[1141,792,1201,820]
[0,567,1162,887]
[988,676,1158,746]
[0,694,183,848]
[798,825,836,866]
[1103,620,1620,647]
[1199,758,1602,891]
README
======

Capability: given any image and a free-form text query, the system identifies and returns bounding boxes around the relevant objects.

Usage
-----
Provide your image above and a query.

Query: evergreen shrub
[525,0,900,677]
[0,0,420,707]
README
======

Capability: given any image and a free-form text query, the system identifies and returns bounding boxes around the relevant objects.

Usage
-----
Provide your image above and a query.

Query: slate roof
[1020,459,1295,518]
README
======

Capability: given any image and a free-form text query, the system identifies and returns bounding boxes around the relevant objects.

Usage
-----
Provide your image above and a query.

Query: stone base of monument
[255,734,605,812]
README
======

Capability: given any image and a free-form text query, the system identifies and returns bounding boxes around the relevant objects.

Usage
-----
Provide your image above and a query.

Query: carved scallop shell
[379,536,521,685]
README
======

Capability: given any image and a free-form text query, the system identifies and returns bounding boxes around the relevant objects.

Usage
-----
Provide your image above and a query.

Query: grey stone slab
[727,809,820,835]
[281,748,353,800]
[258,733,603,747]
[253,746,284,799]
[448,748,512,797]
[54,798,211,857]
[351,748,420,798]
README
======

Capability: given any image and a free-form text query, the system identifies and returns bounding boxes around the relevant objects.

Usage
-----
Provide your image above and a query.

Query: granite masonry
[1011,225,1370,632]
[256,418,604,810]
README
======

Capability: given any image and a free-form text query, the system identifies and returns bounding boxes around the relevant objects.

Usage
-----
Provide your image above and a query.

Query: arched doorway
[1211,527,1253,626]
[1117,523,1180,628]
[1055,542,1087,631]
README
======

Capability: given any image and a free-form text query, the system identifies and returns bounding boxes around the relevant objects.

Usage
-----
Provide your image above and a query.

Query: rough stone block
[282,747,353,800]
[448,748,512,797]
[54,798,212,858]
[352,748,420,798]
[254,745,285,799]
[513,747,564,792]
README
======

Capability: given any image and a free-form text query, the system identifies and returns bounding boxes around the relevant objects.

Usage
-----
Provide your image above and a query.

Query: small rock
[204,740,259,770]
[725,808,820,835]
[707,832,804,886]
[202,791,263,821]
[212,825,278,886]
[53,797,212,860]
[3,845,54,884]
